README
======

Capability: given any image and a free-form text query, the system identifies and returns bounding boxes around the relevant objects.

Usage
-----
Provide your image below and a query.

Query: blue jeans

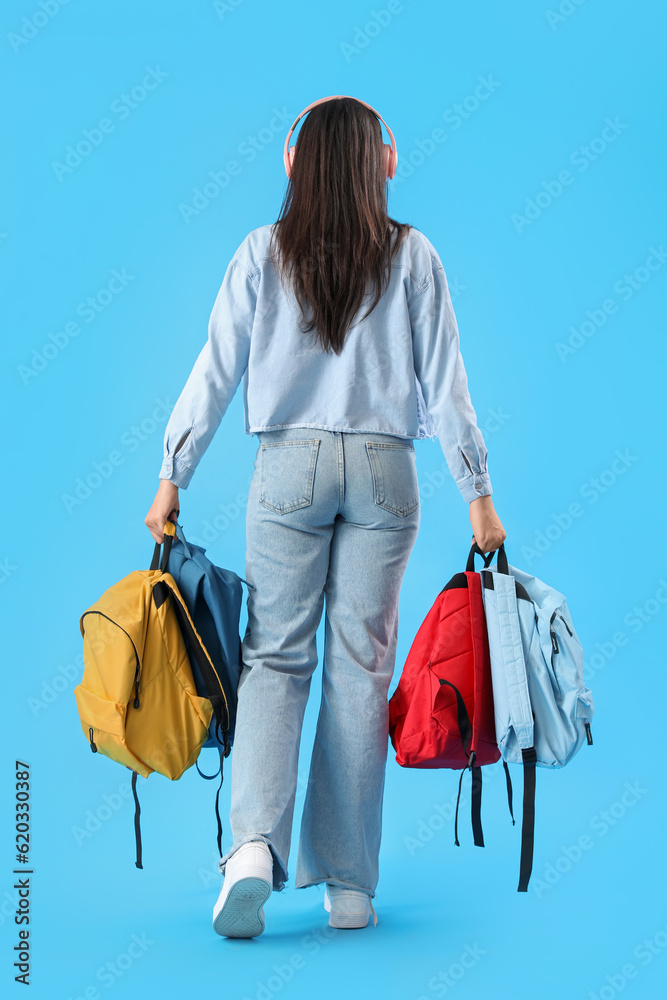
[217,427,420,899]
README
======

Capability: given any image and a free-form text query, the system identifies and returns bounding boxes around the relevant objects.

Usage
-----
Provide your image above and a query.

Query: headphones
[283,94,398,180]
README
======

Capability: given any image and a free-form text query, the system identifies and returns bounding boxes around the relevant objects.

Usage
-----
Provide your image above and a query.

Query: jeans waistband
[255,426,414,447]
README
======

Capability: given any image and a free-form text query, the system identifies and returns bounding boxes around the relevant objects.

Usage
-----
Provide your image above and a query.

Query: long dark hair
[269,97,412,355]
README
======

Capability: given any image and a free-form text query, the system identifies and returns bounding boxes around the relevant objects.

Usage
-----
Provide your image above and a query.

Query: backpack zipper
[546,611,563,695]
[548,610,559,653]
[549,610,573,654]
[81,610,143,708]
[559,613,573,636]
[88,727,98,753]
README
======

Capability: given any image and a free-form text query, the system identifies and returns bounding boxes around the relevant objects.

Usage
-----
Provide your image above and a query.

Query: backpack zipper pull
[550,627,559,654]
[88,727,98,753]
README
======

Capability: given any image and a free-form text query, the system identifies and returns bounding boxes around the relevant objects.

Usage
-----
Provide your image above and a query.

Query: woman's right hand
[145,479,180,544]
[468,494,507,556]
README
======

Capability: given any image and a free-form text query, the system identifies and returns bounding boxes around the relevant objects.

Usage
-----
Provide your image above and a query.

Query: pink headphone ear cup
[390,147,397,179]
[288,145,296,176]
[383,143,396,179]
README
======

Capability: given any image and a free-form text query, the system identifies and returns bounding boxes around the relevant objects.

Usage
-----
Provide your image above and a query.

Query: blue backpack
[155,519,254,852]
[163,521,254,750]
[478,543,594,891]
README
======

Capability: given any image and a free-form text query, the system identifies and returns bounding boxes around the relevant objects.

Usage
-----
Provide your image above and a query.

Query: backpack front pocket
[73,685,151,776]
[259,438,321,514]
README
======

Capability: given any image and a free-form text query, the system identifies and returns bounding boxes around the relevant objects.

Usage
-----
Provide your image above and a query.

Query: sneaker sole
[213,877,272,938]
[328,910,371,928]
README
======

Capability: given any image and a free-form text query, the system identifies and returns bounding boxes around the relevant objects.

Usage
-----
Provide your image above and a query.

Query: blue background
[2,1,665,998]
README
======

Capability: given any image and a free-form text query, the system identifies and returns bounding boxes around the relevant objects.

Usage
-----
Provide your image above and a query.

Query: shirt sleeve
[408,249,493,504]
[158,256,258,489]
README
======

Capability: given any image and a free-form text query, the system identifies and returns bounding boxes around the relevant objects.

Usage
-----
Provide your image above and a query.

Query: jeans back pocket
[365,441,419,516]
[259,439,321,514]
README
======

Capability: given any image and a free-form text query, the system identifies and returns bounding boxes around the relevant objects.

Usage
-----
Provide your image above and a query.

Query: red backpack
[389,543,509,847]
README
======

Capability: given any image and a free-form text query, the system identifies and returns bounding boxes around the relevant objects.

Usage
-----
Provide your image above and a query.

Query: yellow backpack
[74,519,229,867]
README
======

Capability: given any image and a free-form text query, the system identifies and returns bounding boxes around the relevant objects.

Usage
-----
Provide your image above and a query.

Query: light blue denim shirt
[159,223,492,503]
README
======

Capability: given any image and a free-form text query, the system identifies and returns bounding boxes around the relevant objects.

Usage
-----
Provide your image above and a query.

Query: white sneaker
[212,841,273,938]
[323,883,378,929]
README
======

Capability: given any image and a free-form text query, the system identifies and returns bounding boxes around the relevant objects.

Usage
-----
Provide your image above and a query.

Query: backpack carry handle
[490,543,509,575]
[466,540,509,575]
[150,518,177,573]
[466,541,497,572]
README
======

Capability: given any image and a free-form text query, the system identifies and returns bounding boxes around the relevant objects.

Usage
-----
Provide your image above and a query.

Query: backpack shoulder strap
[493,573,534,748]
[483,563,538,893]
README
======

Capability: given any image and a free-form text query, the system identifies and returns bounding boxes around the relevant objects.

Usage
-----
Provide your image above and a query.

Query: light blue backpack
[477,543,594,891]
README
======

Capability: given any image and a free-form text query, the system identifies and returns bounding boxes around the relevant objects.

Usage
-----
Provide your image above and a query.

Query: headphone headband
[283,94,398,180]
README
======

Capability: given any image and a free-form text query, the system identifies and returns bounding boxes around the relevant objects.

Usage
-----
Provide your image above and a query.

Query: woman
[144,95,506,938]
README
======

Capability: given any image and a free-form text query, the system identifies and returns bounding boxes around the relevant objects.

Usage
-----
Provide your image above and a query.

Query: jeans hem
[218,835,289,893]
[294,877,375,899]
